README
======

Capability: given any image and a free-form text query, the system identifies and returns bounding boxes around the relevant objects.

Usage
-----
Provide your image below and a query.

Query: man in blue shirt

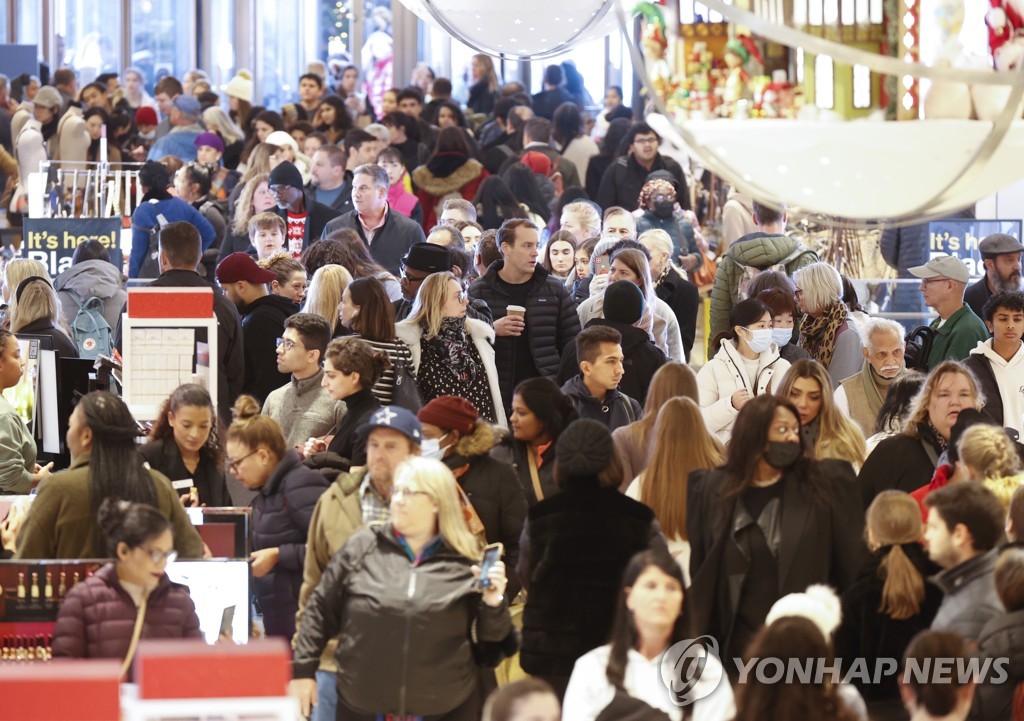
[147,94,204,162]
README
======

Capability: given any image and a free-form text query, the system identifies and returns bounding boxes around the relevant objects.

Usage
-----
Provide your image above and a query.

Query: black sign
[21,218,124,279]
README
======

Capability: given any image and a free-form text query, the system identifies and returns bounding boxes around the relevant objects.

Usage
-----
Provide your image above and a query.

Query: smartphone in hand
[477,542,504,591]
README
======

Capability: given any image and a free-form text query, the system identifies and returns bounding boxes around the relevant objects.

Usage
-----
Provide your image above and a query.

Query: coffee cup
[507,305,526,319]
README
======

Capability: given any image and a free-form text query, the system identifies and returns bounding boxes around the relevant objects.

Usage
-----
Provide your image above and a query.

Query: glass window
[360,0,394,117]
[131,0,194,95]
[853,64,871,108]
[451,37,477,102]
[16,0,40,46]
[528,36,611,108]
[815,54,834,109]
[258,0,308,109]
[320,0,354,65]
[0,1,8,44]
[54,0,122,84]
[208,0,236,99]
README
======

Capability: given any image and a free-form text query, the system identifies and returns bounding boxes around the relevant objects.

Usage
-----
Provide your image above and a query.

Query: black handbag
[390,351,422,413]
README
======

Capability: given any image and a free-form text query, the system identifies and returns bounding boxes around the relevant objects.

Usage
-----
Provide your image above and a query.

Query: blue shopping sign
[928,219,1021,279]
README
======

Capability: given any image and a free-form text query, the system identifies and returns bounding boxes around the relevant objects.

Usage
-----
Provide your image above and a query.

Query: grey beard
[995,273,1023,292]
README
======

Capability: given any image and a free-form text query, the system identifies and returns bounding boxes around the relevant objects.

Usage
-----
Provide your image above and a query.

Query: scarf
[862,361,906,418]
[435,317,480,383]
[800,300,849,369]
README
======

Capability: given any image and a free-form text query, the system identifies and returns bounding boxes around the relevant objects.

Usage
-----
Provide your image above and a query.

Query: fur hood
[452,419,505,459]
[412,158,485,196]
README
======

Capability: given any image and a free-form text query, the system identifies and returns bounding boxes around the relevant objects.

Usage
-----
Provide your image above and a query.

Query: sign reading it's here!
[21,218,124,279]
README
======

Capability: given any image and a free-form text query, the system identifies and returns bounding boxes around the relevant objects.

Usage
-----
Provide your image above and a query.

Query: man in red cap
[216,252,297,403]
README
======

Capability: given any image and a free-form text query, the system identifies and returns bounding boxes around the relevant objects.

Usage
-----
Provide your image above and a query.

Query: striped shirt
[355,336,415,406]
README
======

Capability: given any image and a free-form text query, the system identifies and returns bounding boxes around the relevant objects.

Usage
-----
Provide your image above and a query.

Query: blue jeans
[313,669,337,721]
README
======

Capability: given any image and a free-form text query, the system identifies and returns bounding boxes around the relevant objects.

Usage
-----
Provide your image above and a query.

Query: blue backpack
[69,290,113,359]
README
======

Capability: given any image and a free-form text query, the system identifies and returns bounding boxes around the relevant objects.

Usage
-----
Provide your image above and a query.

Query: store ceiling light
[397,0,618,59]
[619,0,1024,225]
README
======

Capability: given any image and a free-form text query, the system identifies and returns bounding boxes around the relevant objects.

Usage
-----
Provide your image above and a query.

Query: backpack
[904,325,936,372]
[133,201,170,279]
[68,290,113,359]
[735,244,814,301]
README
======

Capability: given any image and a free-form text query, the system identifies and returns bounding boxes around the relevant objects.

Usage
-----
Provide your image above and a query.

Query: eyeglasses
[275,337,303,351]
[920,278,950,287]
[455,290,469,303]
[392,487,430,501]
[400,267,429,283]
[227,449,260,473]
[633,136,659,145]
[141,547,178,565]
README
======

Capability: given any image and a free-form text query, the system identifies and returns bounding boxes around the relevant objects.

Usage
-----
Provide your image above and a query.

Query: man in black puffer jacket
[468,219,581,410]
[556,280,666,406]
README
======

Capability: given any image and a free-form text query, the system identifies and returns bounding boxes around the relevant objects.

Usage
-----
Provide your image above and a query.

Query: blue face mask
[772,327,793,347]
[744,327,773,354]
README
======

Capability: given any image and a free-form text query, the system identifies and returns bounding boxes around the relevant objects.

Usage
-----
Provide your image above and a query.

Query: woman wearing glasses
[14,392,205,560]
[291,456,515,720]
[52,498,202,666]
[226,395,330,640]
[396,272,504,424]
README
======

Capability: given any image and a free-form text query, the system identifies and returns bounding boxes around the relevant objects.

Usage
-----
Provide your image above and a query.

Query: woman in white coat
[577,248,685,363]
[395,272,506,426]
[697,298,790,443]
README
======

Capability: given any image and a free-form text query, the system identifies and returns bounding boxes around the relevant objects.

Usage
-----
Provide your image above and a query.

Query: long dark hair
[436,99,468,128]
[347,276,397,342]
[606,550,689,689]
[321,228,394,280]
[710,298,770,353]
[473,176,526,230]
[241,109,284,164]
[874,372,925,435]
[600,118,632,158]
[80,392,157,519]
[316,95,353,135]
[427,126,473,161]
[503,163,551,222]
[148,384,224,468]
[552,102,584,148]
[720,395,829,514]
[513,377,577,442]
[734,616,859,721]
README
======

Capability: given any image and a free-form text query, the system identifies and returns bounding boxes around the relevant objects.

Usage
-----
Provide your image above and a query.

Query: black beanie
[556,419,613,478]
[604,280,645,325]
[268,161,304,190]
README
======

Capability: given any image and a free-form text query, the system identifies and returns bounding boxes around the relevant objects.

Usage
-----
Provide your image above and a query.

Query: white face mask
[771,327,792,347]
[743,327,773,354]
[420,432,449,460]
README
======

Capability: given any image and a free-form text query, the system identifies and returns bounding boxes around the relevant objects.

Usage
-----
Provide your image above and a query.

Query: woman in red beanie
[418,396,527,598]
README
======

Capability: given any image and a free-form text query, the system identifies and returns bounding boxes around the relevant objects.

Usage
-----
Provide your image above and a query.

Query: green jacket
[709,233,819,349]
[927,304,989,370]
[14,453,205,560]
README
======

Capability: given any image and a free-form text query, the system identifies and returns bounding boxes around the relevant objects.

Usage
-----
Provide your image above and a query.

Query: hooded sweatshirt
[966,339,1024,437]
[54,259,128,333]
[560,375,641,433]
